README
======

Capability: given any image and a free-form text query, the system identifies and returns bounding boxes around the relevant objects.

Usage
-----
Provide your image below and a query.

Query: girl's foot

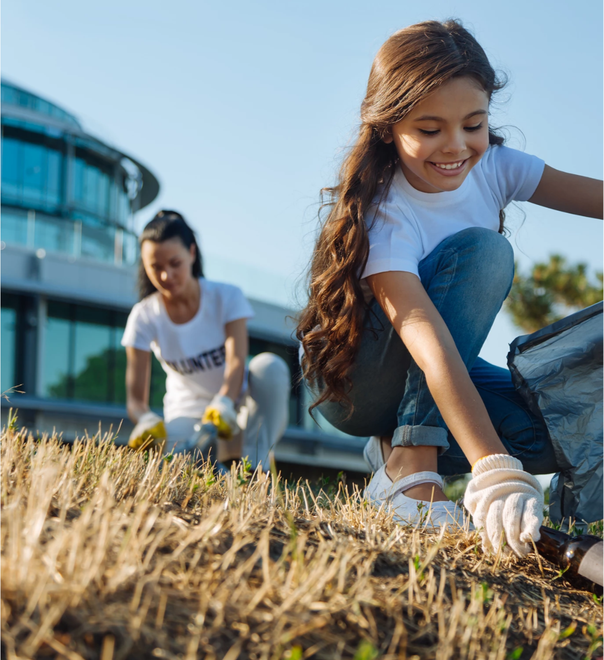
[364,441,453,505]
[393,481,449,502]
[385,463,449,502]
[385,445,450,501]
[364,466,472,530]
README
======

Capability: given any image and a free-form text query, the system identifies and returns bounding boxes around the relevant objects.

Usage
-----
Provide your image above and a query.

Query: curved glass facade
[1,82,80,128]
[2,133,63,213]
[1,81,154,267]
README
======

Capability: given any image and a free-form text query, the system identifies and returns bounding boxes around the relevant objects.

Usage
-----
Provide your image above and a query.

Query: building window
[73,151,114,220]
[43,302,71,399]
[1,294,19,394]
[1,137,22,203]
[122,231,138,266]
[34,213,77,255]
[0,293,36,397]
[2,128,137,265]
[43,301,129,404]
[1,133,63,212]
[41,299,166,411]
[72,307,113,401]
[74,213,117,263]
[117,185,131,224]
[1,207,29,247]
[1,208,80,258]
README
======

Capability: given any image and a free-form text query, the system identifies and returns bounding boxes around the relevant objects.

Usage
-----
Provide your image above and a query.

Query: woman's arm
[218,318,248,401]
[125,346,152,423]
[529,165,603,219]
[368,270,507,466]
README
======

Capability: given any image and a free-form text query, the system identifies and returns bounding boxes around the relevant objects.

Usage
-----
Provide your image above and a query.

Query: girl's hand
[202,395,240,440]
[464,454,544,557]
[128,411,167,450]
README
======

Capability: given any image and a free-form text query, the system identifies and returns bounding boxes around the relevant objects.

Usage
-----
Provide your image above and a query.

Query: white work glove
[128,411,167,450]
[464,454,544,558]
[202,395,240,440]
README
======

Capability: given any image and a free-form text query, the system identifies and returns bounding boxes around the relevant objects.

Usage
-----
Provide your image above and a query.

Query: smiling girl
[297,20,602,557]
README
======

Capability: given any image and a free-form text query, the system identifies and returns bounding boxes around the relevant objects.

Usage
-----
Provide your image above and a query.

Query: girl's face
[386,76,490,193]
[141,237,197,299]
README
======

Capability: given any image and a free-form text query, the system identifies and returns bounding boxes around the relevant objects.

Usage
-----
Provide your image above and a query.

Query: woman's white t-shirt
[361,145,545,280]
[121,278,254,422]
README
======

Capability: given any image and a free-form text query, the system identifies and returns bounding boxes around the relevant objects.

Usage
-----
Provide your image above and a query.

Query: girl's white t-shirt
[121,278,254,422]
[361,145,545,280]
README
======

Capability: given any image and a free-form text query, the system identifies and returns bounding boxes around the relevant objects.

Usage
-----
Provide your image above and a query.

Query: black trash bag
[507,302,603,524]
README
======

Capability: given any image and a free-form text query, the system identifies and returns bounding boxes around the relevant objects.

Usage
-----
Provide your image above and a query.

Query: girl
[297,20,602,557]
[122,210,291,469]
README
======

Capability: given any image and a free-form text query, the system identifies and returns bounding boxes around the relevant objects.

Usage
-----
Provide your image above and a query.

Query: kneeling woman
[122,210,290,468]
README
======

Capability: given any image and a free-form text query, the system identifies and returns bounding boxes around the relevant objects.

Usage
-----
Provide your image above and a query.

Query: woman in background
[122,210,290,469]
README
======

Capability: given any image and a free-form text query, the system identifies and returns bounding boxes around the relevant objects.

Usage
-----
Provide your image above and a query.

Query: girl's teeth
[434,161,462,170]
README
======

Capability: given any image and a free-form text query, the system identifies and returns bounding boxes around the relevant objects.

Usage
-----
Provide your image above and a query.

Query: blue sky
[3,0,602,367]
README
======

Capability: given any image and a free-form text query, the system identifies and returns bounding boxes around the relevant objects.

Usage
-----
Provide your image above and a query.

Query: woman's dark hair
[297,19,507,417]
[137,210,204,300]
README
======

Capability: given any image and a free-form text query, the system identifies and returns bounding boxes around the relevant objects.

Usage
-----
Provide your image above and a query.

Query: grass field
[1,420,602,660]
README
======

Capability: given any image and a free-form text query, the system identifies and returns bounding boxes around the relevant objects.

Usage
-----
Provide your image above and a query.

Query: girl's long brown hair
[297,19,506,416]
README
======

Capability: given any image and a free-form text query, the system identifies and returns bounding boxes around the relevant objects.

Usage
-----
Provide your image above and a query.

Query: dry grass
[1,422,602,660]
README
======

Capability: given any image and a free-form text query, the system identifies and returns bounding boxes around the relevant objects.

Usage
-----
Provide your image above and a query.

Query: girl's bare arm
[529,165,603,219]
[368,270,508,466]
[125,346,152,423]
[218,318,248,401]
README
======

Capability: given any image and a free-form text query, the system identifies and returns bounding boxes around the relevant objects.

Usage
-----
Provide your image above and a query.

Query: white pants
[164,352,290,469]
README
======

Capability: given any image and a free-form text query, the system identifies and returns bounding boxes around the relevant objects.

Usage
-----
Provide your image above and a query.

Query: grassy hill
[1,422,602,660]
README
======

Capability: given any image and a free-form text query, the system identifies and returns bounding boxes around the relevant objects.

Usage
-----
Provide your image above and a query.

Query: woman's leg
[242,353,290,469]
[438,357,559,476]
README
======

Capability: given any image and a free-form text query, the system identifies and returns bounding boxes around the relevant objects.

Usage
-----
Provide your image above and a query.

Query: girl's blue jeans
[317,227,559,476]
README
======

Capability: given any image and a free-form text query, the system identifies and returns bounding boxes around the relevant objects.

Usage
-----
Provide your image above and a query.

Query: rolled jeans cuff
[392,425,450,454]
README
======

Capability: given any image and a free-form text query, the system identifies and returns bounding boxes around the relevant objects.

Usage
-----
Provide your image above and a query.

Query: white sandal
[365,465,473,530]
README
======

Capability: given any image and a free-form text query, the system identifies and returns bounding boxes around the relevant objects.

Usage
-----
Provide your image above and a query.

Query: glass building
[1,80,367,472]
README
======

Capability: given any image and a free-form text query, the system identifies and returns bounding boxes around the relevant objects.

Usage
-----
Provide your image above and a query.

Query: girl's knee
[465,228,513,268]
[452,228,514,293]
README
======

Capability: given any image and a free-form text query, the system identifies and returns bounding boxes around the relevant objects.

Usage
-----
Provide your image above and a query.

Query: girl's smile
[385,77,490,193]
[428,159,468,175]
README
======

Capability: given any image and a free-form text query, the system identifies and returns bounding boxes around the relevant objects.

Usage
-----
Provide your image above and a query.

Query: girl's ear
[382,129,394,144]
[189,243,196,260]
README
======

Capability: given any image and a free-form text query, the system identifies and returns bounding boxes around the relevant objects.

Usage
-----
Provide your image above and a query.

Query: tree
[505,255,603,333]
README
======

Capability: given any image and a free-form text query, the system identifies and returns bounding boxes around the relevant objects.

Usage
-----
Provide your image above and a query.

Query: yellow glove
[128,412,167,450]
[202,395,239,440]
